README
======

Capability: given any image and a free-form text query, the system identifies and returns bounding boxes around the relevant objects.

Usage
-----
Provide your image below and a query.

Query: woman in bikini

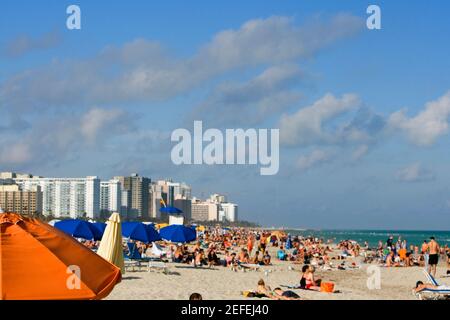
[300,265,321,291]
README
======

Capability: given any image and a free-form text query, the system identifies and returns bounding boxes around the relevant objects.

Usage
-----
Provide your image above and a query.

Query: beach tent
[122,222,161,243]
[97,213,125,273]
[0,212,121,300]
[159,225,197,243]
[55,219,103,241]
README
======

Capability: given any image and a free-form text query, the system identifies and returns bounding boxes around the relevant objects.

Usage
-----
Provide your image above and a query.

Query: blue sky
[1,1,450,229]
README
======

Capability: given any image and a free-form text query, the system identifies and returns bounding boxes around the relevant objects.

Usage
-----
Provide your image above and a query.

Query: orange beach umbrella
[0,212,121,300]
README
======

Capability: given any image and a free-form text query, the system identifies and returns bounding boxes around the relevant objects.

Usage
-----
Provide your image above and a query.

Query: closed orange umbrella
[0,212,121,300]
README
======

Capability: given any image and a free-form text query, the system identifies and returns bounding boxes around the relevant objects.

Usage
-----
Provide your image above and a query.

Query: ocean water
[283,229,450,248]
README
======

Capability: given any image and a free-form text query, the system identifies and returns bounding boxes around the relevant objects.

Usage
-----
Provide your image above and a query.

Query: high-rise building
[219,203,238,222]
[0,184,42,215]
[174,195,192,221]
[191,197,218,221]
[148,183,163,219]
[100,179,121,217]
[209,193,227,204]
[114,174,150,219]
[14,176,100,219]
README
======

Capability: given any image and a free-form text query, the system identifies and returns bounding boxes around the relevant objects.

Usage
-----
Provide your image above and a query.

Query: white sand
[106,251,450,300]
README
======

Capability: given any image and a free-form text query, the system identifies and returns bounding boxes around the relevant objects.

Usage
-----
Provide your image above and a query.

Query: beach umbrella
[122,222,161,243]
[48,219,61,226]
[271,230,286,241]
[196,225,206,232]
[155,223,169,230]
[55,219,103,241]
[159,225,197,243]
[159,206,183,214]
[286,236,292,249]
[92,222,107,234]
[0,212,121,300]
[97,213,124,274]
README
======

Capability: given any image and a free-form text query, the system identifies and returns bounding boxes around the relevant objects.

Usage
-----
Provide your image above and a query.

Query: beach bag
[320,282,335,293]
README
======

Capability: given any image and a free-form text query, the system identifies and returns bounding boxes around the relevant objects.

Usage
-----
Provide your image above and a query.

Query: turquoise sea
[283,229,450,248]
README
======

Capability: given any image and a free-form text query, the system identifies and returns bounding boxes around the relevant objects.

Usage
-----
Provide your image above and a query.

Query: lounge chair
[416,269,450,300]
[147,261,169,274]
[240,263,261,271]
[124,242,154,271]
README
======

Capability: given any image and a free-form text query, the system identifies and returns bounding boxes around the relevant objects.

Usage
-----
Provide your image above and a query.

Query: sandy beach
[107,247,450,300]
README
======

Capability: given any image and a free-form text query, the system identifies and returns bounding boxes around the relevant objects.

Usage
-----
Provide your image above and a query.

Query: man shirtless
[428,237,440,277]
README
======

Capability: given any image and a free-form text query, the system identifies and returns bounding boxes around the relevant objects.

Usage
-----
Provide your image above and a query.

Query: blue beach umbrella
[159,206,183,214]
[159,225,197,243]
[286,236,292,249]
[122,222,161,243]
[54,219,103,240]
[92,222,107,234]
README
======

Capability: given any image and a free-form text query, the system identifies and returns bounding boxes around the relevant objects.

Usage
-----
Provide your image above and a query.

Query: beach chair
[147,261,169,274]
[240,263,261,271]
[124,242,151,271]
[416,269,450,300]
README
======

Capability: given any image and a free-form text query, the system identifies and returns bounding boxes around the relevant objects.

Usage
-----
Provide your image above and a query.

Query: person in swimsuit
[300,265,321,291]
[421,240,429,268]
[428,237,440,277]
[414,281,450,293]
[256,279,272,296]
[271,287,302,300]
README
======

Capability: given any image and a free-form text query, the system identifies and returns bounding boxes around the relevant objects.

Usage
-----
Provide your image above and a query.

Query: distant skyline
[1,1,450,229]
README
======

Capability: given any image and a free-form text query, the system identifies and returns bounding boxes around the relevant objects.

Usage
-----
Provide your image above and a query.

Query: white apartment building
[100,179,121,216]
[170,182,192,200]
[219,202,238,222]
[210,193,227,204]
[191,197,219,221]
[149,183,163,219]
[14,176,100,219]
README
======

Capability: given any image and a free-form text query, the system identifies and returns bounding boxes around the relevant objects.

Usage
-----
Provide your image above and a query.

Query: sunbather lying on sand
[270,288,302,300]
[413,281,450,293]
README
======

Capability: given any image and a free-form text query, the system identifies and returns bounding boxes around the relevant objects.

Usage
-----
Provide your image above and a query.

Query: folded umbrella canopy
[159,206,183,214]
[0,212,121,300]
[159,224,197,243]
[122,222,161,243]
[54,219,103,241]
[97,213,124,274]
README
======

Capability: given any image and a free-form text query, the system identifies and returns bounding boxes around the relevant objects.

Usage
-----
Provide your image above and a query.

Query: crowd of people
[77,225,450,300]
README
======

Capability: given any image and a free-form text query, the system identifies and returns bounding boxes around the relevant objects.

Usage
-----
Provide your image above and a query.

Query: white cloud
[81,108,128,143]
[279,93,362,146]
[388,91,450,146]
[395,163,435,182]
[3,30,62,58]
[297,149,333,171]
[0,108,134,167]
[351,144,369,160]
[0,15,363,112]
[191,64,303,126]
